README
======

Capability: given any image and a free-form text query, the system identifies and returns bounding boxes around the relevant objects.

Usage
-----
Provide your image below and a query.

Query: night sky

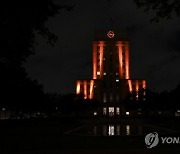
[24,0,180,94]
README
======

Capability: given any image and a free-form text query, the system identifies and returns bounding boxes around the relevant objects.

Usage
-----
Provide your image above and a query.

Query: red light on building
[107,31,115,38]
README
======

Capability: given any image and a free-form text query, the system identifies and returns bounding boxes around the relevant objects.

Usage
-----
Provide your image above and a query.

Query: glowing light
[84,81,87,99]
[117,42,123,78]
[93,42,97,79]
[128,80,132,92]
[109,107,114,116]
[126,125,130,135]
[99,41,104,78]
[107,31,115,38]
[90,80,94,99]
[116,79,119,82]
[142,80,146,89]
[126,112,129,115]
[94,112,97,115]
[2,108,6,111]
[142,80,146,97]
[103,72,106,75]
[116,107,120,115]
[76,81,81,94]
[136,81,139,91]
[103,108,107,115]
[97,72,100,75]
[125,42,130,79]
[108,125,114,136]
[136,80,139,100]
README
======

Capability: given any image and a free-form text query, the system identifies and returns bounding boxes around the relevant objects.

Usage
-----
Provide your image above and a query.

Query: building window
[103,93,107,103]
[110,93,113,102]
[103,72,106,75]
[116,125,120,135]
[108,125,114,136]
[116,107,120,115]
[103,108,107,115]
[97,72,100,75]
[116,94,119,102]
[116,79,119,82]
[126,125,130,135]
[109,107,114,116]
[126,111,129,116]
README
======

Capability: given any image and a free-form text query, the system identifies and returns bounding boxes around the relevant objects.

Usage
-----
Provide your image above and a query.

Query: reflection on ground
[65,123,175,136]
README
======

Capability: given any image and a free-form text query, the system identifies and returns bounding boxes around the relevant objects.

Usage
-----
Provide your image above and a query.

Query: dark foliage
[134,0,180,22]
[0,0,73,115]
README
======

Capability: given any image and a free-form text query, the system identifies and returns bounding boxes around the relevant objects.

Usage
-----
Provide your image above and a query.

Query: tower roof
[93,30,129,41]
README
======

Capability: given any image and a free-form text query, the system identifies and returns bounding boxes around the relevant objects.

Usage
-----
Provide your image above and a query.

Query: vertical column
[135,80,139,91]
[142,80,146,89]
[125,42,130,79]
[92,42,97,79]
[142,80,146,97]
[90,80,94,99]
[76,80,81,94]
[99,41,104,79]
[84,81,87,99]
[135,80,139,100]
[117,41,123,78]
[128,80,132,92]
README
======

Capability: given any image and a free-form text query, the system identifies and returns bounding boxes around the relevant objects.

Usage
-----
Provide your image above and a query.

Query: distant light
[108,125,114,136]
[97,72,100,75]
[116,79,119,82]
[116,73,118,75]
[177,110,180,113]
[55,107,58,110]
[2,108,5,111]
[103,72,106,75]
[126,112,129,115]
[126,125,130,135]
[94,112,97,115]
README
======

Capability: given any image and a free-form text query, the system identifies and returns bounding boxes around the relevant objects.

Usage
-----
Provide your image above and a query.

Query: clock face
[107,31,115,38]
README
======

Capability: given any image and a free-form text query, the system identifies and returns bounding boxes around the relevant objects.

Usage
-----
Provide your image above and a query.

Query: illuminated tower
[76,30,146,116]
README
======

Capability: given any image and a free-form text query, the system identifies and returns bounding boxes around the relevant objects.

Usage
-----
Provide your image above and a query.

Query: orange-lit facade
[76,30,146,116]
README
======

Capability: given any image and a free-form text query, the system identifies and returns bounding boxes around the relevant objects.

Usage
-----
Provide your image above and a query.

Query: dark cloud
[24,0,180,94]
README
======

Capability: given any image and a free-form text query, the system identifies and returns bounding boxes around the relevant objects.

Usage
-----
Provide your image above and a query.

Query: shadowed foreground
[0,118,179,154]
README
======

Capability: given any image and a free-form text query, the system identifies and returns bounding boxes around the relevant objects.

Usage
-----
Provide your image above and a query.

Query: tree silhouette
[0,0,73,115]
[134,0,180,22]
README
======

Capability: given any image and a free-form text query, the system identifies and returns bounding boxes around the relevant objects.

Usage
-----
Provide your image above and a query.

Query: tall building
[76,30,146,116]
